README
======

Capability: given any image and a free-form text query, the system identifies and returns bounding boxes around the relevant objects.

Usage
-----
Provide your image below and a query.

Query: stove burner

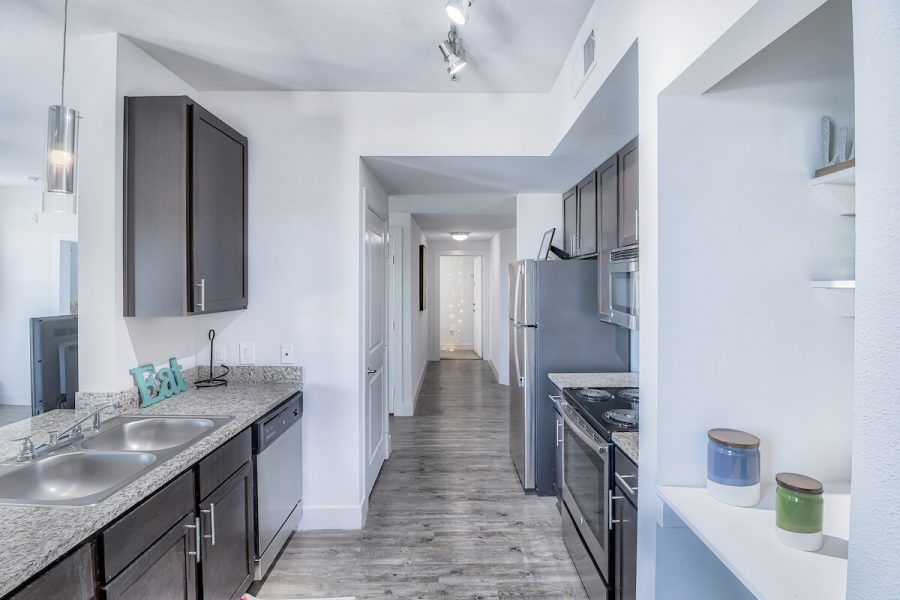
[619,388,640,403]
[578,388,613,401]
[604,408,639,426]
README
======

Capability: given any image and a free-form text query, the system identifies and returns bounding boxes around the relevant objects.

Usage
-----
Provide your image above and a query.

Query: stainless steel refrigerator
[509,259,630,494]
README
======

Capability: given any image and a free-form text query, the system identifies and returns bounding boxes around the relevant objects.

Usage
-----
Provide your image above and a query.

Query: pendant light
[44,0,78,210]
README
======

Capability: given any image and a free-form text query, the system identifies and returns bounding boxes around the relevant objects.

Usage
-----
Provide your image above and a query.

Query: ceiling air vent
[572,29,598,95]
[583,30,596,75]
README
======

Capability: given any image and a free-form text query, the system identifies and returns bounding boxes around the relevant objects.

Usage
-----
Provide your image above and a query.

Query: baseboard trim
[411,364,427,414]
[488,359,500,382]
[298,501,366,530]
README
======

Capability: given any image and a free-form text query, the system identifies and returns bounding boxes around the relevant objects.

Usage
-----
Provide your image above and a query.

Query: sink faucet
[12,401,122,463]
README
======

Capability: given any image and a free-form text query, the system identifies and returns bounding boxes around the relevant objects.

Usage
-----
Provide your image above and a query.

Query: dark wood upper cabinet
[617,137,639,247]
[562,187,578,256]
[124,96,248,317]
[596,154,619,318]
[577,172,597,256]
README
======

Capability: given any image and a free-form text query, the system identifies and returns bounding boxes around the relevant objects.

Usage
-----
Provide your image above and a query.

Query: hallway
[257,359,586,599]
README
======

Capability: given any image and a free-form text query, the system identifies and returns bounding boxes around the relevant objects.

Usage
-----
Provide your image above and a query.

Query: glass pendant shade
[45,104,78,195]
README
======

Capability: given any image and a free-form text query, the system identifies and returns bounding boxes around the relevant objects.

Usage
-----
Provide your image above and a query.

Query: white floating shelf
[811,280,856,317]
[810,166,856,215]
[658,484,851,600]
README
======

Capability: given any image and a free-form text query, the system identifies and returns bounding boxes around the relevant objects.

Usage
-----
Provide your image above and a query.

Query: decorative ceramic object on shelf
[706,428,761,507]
[775,472,824,551]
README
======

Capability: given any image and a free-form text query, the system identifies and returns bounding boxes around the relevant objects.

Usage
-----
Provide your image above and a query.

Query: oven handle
[560,403,608,456]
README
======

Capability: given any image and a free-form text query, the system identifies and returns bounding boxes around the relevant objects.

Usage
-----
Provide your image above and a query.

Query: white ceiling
[389,193,516,241]
[0,0,593,186]
[366,43,639,196]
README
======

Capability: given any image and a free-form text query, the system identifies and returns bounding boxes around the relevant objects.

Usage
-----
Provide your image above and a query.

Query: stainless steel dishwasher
[252,392,303,580]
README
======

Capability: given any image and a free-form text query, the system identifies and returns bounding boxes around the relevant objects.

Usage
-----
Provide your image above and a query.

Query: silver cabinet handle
[615,472,638,495]
[608,490,627,529]
[186,517,201,562]
[195,278,206,311]
[367,368,376,375]
[201,503,216,545]
[635,209,639,242]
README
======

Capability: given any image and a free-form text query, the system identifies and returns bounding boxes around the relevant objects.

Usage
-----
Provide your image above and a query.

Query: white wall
[77,33,555,528]
[847,1,900,597]
[516,193,562,260]
[439,256,476,351]
[0,187,77,405]
[489,228,516,384]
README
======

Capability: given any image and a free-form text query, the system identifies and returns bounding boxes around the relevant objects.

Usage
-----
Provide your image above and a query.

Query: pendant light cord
[60,0,68,106]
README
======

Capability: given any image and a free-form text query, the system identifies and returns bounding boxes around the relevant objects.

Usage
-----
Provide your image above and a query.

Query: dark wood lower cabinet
[613,489,637,600]
[104,513,198,600]
[10,544,96,600]
[199,461,254,600]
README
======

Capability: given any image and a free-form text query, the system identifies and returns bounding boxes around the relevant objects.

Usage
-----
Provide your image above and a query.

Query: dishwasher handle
[253,392,303,453]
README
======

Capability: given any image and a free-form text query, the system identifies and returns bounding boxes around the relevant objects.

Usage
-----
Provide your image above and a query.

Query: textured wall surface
[848,1,900,597]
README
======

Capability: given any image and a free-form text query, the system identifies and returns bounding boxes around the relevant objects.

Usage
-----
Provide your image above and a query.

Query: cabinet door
[577,172,597,256]
[617,138,639,247]
[104,513,198,600]
[199,461,254,600]
[562,188,578,255]
[190,104,249,314]
[12,544,96,600]
[596,155,619,317]
[554,410,563,499]
[613,493,637,600]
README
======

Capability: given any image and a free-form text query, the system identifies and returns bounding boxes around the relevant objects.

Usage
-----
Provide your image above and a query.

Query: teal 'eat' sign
[130,358,190,408]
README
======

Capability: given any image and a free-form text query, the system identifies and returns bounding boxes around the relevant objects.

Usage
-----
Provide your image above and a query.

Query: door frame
[388,226,403,415]
[428,245,490,361]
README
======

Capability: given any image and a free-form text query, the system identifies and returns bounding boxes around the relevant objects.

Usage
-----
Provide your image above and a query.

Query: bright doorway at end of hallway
[439,255,483,360]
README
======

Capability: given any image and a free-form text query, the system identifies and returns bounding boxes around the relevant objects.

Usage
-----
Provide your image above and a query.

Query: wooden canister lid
[776,472,823,494]
[707,428,760,449]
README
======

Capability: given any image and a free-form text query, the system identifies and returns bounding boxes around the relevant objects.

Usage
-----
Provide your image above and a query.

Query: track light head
[439,25,468,78]
[445,0,472,25]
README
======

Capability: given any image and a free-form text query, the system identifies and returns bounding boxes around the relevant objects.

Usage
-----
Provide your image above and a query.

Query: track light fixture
[445,0,472,26]
[438,24,468,78]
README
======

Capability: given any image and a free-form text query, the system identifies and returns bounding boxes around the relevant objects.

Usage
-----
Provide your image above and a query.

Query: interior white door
[473,256,483,358]
[365,206,389,495]
[388,226,403,415]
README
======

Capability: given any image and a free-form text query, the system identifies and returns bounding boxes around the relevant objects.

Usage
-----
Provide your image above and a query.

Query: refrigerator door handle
[512,325,523,387]
[513,263,524,325]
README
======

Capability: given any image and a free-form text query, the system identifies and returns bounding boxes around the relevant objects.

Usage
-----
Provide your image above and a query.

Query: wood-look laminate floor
[439,349,482,360]
[256,360,586,600]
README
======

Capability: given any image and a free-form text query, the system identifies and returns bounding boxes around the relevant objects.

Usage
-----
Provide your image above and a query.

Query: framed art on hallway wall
[419,244,427,311]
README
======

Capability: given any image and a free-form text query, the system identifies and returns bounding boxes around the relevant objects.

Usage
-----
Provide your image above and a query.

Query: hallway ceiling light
[445,0,472,26]
[438,24,468,78]
[450,232,470,241]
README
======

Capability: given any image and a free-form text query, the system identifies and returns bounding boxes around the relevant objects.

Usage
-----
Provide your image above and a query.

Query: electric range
[561,386,639,441]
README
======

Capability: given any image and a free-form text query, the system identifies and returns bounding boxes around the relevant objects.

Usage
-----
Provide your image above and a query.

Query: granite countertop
[548,372,639,390]
[0,379,301,597]
[612,432,639,465]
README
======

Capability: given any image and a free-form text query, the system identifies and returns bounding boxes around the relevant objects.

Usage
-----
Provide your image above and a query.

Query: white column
[848,1,900,597]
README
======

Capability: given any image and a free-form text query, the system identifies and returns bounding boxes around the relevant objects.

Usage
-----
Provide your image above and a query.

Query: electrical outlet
[239,343,255,365]
[280,345,294,364]
[214,346,227,364]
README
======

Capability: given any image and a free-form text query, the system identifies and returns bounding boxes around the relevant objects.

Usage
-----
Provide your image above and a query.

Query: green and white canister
[775,472,824,551]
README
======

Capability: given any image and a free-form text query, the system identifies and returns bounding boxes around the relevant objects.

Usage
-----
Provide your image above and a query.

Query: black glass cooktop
[562,387,639,441]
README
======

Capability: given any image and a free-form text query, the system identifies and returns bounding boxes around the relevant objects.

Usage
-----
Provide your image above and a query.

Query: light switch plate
[239,343,255,365]
[214,346,227,364]
[280,344,294,364]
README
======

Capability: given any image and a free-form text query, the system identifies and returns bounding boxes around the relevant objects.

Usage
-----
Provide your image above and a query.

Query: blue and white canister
[707,428,761,507]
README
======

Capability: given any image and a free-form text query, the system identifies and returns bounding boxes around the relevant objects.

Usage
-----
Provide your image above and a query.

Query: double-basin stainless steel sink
[0,415,232,507]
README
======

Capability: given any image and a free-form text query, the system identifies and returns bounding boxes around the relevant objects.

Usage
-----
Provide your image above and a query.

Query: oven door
[609,258,639,330]
[561,403,612,584]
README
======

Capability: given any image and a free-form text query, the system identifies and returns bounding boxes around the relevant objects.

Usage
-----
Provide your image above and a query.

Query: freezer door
[509,323,535,490]
[509,260,536,326]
